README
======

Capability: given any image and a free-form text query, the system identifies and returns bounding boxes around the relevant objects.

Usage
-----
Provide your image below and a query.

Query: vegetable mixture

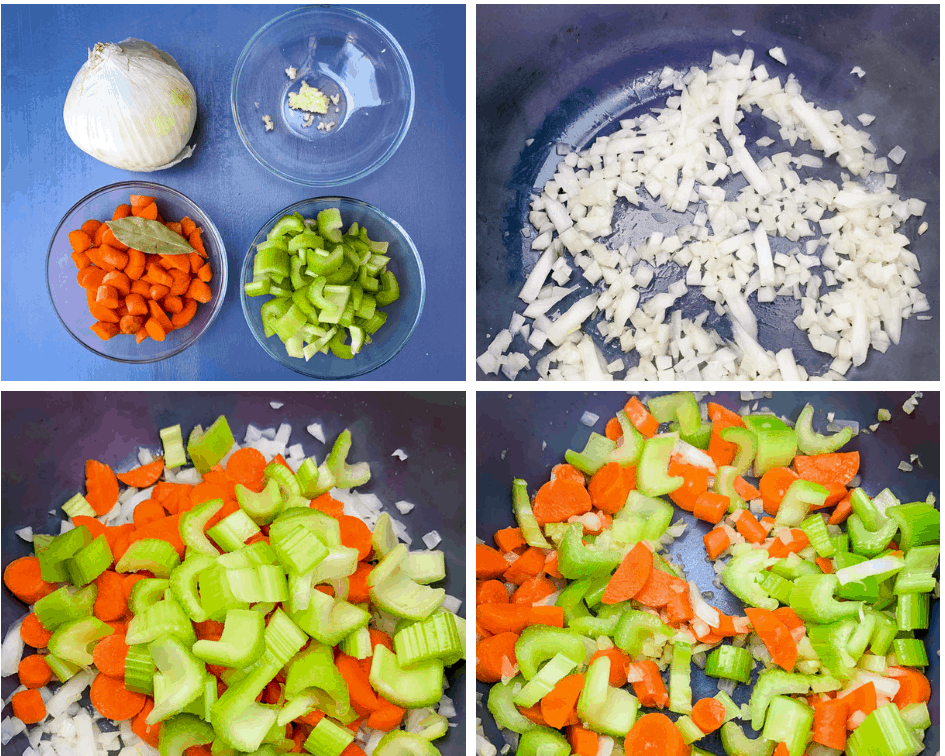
[476,393,937,756]
[68,195,214,343]
[245,209,400,361]
[3,413,463,756]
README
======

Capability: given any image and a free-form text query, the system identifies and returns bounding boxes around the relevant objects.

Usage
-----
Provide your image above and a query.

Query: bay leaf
[107,217,195,255]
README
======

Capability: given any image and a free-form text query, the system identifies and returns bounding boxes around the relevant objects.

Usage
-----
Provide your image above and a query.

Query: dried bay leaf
[107,217,195,255]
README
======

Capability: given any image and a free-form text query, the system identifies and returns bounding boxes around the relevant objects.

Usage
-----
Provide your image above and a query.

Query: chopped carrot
[133,499,167,528]
[772,744,790,756]
[3,556,58,605]
[733,475,761,501]
[338,515,373,561]
[72,515,107,539]
[604,417,622,441]
[568,724,599,756]
[540,673,584,729]
[828,492,854,525]
[550,464,586,485]
[311,492,344,519]
[476,543,511,580]
[86,459,119,515]
[707,419,740,468]
[531,477,592,524]
[132,698,161,748]
[744,607,797,671]
[588,462,635,514]
[130,195,156,209]
[367,700,406,731]
[475,631,518,683]
[226,447,267,492]
[664,585,694,625]
[735,510,768,544]
[11,689,46,724]
[18,654,53,689]
[768,528,810,558]
[794,452,859,486]
[691,697,727,733]
[19,613,53,649]
[693,491,730,524]
[759,467,799,515]
[707,402,745,426]
[476,579,510,605]
[624,397,659,437]
[602,542,652,604]
[117,459,165,488]
[127,513,185,557]
[888,667,931,708]
[510,575,556,605]
[335,653,381,713]
[816,557,834,574]
[624,713,687,756]
[632,565,685,608]
[589,648,631,687]
[703,527,731,560]
[93,632,129,678]
[842,682,877,722]
[494,526,527,554]
[94,570,130,621]
[503,546,546,585]
[772,607,804,631]
[812,481,849,510]
[476,605,564,635]
[667,460,710,511]
[518,703,548,727]
[812,697,847,750]
[69,229,93,254]
[90,672,146,720]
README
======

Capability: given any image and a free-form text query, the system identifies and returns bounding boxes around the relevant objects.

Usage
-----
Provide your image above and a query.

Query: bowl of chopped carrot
[46,181,227,363]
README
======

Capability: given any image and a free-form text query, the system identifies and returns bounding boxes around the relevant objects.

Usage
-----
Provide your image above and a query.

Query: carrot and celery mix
[477,393,937,756]
[67,194,214,343]
[3,414,463,756]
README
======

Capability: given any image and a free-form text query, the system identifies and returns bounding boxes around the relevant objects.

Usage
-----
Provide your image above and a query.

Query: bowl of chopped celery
[232,6,415,186]
[476,391,939,756]
[240,197,425,379]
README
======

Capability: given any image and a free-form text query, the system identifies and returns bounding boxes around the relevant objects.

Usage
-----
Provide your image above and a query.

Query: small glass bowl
[232,5,415,186]
[240,197,425,379]
[47,181,227,363]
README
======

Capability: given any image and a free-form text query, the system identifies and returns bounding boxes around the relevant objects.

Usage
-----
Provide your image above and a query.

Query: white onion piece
[518,248,557,303]
[1,618,24,677]
[545,295,599,346]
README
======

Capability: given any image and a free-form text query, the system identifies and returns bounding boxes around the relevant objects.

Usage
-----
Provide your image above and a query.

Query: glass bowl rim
[46,179,228,364]
[230,4,416,187]
[239,195,426,379]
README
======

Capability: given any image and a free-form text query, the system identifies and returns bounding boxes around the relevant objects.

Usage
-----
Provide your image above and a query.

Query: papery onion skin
[63,38,197,172]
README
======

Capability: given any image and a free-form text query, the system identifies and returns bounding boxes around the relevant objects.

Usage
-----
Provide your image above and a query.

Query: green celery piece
[371,512,399,557]
[161,424,187,468]
[847,612,878,661]
[148,636,207,724]
[636,434,684,497]
[35,534,70,583]
[393,612,463,668]
[272,522,329,575]
[228,564,288,603]
[129,578,171,616]
[326,429,371,489]
[849,488,887,532]
[617,491,673,539]
[312,547,359,584]
[487,677,544,734]
[402,551,446,585]
[769,552,819,581]
[216,541,279,570]
[614,609,673,656]
[287,570,316,615]
[235,480,283,526]
[848,514,899,558]
[264,608,308,666]
[866,610,898,656]
[370,572,445,621]
[719,426,756,475]
[705,645,753,684]
[294,457,336,498]
[515,626,587,680]
[369,645,444,708]
[61,492,96,518]
[565,432,617,475]
[515,730,570,756]
[648,392,701,435]
[557,523,622,579]
[43,525,93,568]
[807,620,857,679]
[723,548,778,611]
[339,626,372,659]
[285,644,350,709]
[512,479,551,548]
[714,465,746,513]
[835,553,903,600]
[187,417,235,474]
[366,544,407,588]
[65,535,113,586]
[291,590,371,646]
[316,208,343,243]
[180,499,224,557]
[748,669,811,730]
[800,513,836,558]
[270,508,341,548]
[900,702,932,731]
[34,584,96,631]
[893,545,939,595]
[609,410,645,466]
[45,654,81,683]
[207,509,260,553]
[676,715,705,745]
[743,415,797,476]
[885,502,939,551]
[775,479,828,527]
[413,713,449,741]
[127,597,196,646]
[169,555,216,623]
[789,574,861,624]
[48,616,113,666]
[892,638,928,667]
[576,656,640,738]
[513,653,577,708]
[192,609,265,667]
[304,716,354,756]
[269,213,305,241]
[897,593,930,631]
[720,722,775,756]
[713,691,742,723]
[794,404,853,455]
[158,714,215,756]
[124,644,156,694]
[846,703,923,756]
[116,538,181,577]
[669,641,693,714]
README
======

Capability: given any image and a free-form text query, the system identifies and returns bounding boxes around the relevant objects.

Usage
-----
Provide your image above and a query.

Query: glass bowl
[46,181,227,363]
[232,5,415,186]
[240,197,425,379]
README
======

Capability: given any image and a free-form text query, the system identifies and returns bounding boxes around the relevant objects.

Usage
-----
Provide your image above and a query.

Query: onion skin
[63,39,197,172]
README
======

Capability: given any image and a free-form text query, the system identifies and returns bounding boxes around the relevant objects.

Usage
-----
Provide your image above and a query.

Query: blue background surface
[1,4,465,381]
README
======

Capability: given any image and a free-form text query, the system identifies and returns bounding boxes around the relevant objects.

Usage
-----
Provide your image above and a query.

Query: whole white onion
[63,38,197,172]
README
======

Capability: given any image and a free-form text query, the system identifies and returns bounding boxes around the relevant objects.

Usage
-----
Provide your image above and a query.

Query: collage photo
[0,4,939,756]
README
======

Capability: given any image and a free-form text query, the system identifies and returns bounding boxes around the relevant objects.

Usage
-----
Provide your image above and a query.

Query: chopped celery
[126,597,197,646]
[169,555,216,623]
[116,538,181,577]
[326,429,371,489]
[161,424,187,468]
[187,416,235,474]
[192,609,265,668]
[129,578,171,616]
[34,584,96,630]
[180,499,224,556]
[148,636,206,724]
[48,616,113,666]
[61,492,96,518]
[304,716,354,756]
[369,645,444,708]
[207,509,260,553]
[235,479,283,525]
